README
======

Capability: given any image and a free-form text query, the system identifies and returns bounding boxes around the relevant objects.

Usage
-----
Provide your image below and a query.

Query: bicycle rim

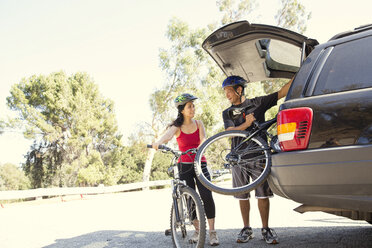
[170,186,206,248]
[195,130,271,195]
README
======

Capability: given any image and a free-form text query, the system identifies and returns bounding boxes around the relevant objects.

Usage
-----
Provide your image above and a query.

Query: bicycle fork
[172,181,182,224]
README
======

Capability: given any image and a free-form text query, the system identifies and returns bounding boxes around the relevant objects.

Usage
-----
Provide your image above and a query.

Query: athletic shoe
[189,230,199,243]
[261,228,279,244]
[209,230,219,246]
[237,226,254,243]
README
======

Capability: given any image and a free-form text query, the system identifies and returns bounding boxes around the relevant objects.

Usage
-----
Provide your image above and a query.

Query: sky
[0,0,371,166]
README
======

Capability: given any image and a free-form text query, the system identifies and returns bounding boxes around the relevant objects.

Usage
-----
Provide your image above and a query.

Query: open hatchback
[202,20,318,82]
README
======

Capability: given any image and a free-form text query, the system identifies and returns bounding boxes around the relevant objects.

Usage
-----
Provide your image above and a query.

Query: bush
[0,163,31,190]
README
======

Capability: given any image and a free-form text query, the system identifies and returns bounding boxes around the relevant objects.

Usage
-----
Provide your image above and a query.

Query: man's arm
[226,113,256,131]
[278,77,294,99]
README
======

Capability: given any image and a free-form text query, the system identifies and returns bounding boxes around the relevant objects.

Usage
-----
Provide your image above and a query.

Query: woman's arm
[152,125,179,150]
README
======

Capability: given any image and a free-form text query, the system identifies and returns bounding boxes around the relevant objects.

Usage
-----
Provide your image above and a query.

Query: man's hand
[245,113,256,128]
[226,113,256,131]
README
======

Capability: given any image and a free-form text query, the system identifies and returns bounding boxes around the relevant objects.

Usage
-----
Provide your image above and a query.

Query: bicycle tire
[170,186,206,248]
[194,130,271,195]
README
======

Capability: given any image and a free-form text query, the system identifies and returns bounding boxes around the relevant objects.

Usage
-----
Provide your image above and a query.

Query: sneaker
[261,228,279,244]
[209,230,219,246]
[237,227,254,243]
[189,230,199,243]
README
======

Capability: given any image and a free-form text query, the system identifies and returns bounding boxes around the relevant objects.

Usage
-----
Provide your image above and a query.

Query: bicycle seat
[228,104,257,120]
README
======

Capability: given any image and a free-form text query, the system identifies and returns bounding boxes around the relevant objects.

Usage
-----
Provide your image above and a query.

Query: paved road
[0,188,371,248]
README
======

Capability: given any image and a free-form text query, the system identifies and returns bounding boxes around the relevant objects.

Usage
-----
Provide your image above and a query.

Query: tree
[0,163,30,190]
[141,18,216,186]
[276,0,311,34]
[0,120,4,135]
[150,151,173,181]
[6,71,123,187]
[217,0,257,25]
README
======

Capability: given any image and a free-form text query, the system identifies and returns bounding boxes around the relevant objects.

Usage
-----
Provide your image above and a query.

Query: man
[221,75,293,244]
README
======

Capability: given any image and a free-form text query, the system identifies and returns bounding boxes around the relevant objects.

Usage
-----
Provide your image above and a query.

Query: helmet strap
[233,86,244,104]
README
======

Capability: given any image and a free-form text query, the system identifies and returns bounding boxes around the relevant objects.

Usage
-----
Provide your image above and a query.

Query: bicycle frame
[147,145,196,226]
[169,153,186,225]
[233,116,277,151]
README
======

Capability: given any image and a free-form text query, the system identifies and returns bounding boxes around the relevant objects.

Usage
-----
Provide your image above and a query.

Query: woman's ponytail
[170,104,185,127]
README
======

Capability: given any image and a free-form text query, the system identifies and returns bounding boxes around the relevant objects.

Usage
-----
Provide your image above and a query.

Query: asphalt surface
[0,188,371,248]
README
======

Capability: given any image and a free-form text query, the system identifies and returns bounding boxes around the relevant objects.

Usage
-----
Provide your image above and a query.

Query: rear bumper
[269,144,372,212]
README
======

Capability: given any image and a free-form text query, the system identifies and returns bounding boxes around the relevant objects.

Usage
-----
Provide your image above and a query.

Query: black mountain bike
[147,145,206,248]
[194,105,278,196]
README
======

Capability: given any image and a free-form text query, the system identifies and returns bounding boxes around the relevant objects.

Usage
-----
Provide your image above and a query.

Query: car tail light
[277,107,313,151]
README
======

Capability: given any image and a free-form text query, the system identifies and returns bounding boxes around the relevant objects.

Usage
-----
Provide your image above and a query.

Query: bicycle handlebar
[147,144,197,155]
[147,144,170,151]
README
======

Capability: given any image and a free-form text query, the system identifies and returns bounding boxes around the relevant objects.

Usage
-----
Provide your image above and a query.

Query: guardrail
[0,180,171,201]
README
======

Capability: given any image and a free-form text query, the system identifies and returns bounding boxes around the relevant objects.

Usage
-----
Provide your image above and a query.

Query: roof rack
[355,24,372,30]
[329,24,372,41]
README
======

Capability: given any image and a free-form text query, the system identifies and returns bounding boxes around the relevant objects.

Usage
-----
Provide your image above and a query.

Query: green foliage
[150,152,172,181]
[7,71,123,187]
[77,151,105,186]
[275,0,311,34]
[0,120,4,135]
[217,0,257,25]
[119,142,146,184]
[0,163,30,190]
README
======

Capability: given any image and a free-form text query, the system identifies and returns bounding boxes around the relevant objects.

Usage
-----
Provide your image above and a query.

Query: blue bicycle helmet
[174,93,198,107]
[222,75,247,89]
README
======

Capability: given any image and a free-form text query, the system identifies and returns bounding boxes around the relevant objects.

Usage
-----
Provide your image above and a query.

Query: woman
[152,93,219,246]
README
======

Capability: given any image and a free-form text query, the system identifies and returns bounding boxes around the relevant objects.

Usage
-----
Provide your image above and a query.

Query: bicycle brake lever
[167,166,174,176]
[190,148,198,154]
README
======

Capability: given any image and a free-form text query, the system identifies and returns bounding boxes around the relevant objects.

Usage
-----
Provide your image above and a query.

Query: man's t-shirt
[222,92,278,132]
[222,92,278,156]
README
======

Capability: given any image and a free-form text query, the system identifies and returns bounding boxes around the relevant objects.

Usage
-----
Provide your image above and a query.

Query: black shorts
[232,160,273,199]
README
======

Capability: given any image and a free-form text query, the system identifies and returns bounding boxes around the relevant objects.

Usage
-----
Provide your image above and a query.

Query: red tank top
[176,121,207,163]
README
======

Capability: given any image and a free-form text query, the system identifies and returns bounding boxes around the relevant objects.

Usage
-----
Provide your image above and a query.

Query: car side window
[313,36,372,96]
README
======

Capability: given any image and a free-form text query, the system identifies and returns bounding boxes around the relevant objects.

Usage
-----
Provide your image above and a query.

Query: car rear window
[313,35,372,95]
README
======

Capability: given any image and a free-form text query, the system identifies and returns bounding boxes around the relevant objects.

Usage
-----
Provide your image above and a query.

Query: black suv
[202,21,372,223]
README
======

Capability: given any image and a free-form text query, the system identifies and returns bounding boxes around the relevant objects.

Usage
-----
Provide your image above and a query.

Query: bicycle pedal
[165,229,171,236]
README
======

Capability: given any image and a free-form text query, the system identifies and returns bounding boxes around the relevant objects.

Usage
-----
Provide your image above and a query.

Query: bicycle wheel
[195,130,271,195]
[170,186,206,248]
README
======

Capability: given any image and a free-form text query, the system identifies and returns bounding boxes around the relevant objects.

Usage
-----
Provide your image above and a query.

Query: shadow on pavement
[43,230,173,248]
[43,226,372,248]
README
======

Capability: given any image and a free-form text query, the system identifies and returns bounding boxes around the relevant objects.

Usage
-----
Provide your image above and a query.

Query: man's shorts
[232,160,273,199]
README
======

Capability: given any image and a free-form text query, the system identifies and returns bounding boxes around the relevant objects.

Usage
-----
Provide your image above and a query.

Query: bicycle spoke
[171,187,206,247]
[195,130,272,195]
[147,145,206,247]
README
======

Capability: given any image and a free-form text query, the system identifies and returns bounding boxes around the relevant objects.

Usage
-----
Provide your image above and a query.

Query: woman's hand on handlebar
[152,142,160,150]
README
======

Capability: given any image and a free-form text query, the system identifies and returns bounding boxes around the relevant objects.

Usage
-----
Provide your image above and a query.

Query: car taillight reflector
[277,107,313,151]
